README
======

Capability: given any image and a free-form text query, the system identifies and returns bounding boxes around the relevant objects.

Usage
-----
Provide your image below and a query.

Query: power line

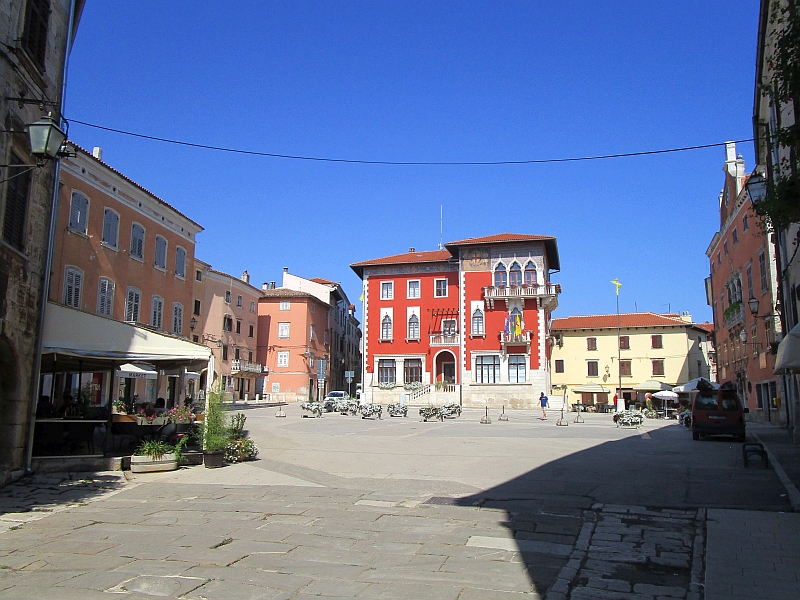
[69,119,753,166]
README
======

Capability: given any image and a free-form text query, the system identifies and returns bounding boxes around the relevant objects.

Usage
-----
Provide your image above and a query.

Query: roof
[694,322,714,334]
[259,288,327,303]
[205,267,265,295]
[445,233,560,272]
[552,313,693,331]
[310,277,338,285]
[67,144,203,231]
[351,249,453,278]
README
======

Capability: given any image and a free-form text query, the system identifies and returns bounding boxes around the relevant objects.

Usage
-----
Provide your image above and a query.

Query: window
[309,352,315,368]
[442,319,457,335]
[759,251,768,291]
[747,265,753,299]
[22,0,50,70]
[743,214,749,231]
[250,301,255,313]
[407,280,420,299]
[472,309,485,336]
[732,227,738,245]
[248,351,253,362]
[154,235,167,269]
[494,264,507,287]
[404,359,422,383]
[236,319,241,334]
[435,279,448,297]
[524,262,537,286]
[508,355,526,383]
[723,240,728,256]
[619,336,630,350]
[717,252,721,265]
[651,334,663,349]
[63,267,83,309]
[151,296,164,329]
[587,361,599,377]
[277,351,289,367]
[225,290,231,303]
[248,324,254,338]
[125,287,141,322]
[324,330,329,345]
[310,324,316,340]
[408,314,420,340]
[223,316,233,332]
[476,355,500,383]
[378,359,396,384]
[237,294,242,307]
[222,345,229,361]
[381,314,393,340]
[620,360,632,377]
[102,208,119,248]
[652,359,665,376]
[272,382,280,393]
[555,359,564,373]
[69,191,89,234]
[130,223,145,260]
[97,278,114,317]
[234,348,240,361]
[175,247,186,278]
[509,262,522,287]
[195,269,202,282]
[587,337,597,351]
[280,300,290,311]
[278,322,290,338]
[2,154,32,250]
[193,299,201,316]
[381,282,393,300]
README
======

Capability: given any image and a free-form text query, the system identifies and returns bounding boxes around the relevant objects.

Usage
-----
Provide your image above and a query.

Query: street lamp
[745,170,768,205]
[748,297,760,317]
[189,317,197,331]
[27,114,67,161]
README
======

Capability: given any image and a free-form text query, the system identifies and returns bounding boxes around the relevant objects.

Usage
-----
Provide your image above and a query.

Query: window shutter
[64,269,74,307]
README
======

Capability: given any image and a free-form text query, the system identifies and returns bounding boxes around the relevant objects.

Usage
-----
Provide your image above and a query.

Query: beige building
[551,313,713,409]
[193,263,265,402]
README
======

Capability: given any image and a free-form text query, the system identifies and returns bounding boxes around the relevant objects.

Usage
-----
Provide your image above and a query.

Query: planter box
[130,453,178,473]
[182,450,203,466]
[204,450,225,468]
[113,414,137,422]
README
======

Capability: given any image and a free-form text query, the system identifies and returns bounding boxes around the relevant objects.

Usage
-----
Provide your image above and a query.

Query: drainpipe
[24,0,78,475]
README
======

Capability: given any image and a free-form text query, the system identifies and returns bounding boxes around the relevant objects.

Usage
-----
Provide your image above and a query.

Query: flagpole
[611,279,624,412]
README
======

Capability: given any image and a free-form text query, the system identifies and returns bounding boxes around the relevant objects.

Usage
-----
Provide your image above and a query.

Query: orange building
[49,144,204,406]
[352,234,560,409]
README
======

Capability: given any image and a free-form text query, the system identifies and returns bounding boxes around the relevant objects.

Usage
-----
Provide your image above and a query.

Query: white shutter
[131,224,144,259]
[64,268,82,308]
[173,304,183,335]
[97,278,114,317]
[70,192,88,232]
[151,297,163,329]
[126,288,141,322]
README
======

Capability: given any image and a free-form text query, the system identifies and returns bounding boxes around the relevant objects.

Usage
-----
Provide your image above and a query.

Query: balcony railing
[483,283,561,309]
[231,360,264,374]
[723,302,744,328]
[500,331,532,344]
[430,333,460,346]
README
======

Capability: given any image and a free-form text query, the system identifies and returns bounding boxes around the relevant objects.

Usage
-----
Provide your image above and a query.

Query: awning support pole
[103,363,116,456]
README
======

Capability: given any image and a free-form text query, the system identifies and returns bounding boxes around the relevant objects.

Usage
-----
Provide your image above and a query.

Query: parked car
[691,386,748,441]
[322,390,348,412]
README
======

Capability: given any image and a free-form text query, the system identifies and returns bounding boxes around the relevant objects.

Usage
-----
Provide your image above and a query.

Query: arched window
[509,262,522,287]
[407,314,420,340]
[381,314,393,340]
[494,263,507,287]
[507,308,524,336]
[472,309,485,336]
[524,261,537,286]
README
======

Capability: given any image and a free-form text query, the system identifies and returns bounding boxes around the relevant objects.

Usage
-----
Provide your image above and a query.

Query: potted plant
[130,439,178,473]
[203,381,229,468]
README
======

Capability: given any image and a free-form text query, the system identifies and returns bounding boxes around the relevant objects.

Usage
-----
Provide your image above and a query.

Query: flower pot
[182,450,204,466]
[130,453,178,473]
[203,450,225,468]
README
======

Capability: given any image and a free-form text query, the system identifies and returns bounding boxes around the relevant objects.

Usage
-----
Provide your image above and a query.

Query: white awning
[43,302,211,367]
[185,371,201,380]
[571,384,610,393]
[118,363,158,380]
[775,324,800,374]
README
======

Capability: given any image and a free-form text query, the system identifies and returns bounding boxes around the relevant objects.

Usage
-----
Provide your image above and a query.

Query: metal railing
[430,333,460,346]
[483,283,561,299]
[231,360,264,374]
[500,331,532,344]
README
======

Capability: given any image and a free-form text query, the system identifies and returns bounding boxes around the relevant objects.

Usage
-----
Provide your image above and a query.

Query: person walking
[539,392,548,420]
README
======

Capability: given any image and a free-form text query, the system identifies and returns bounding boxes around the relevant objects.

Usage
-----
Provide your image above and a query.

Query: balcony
[723,301,744,328]
[500,331,532,352]
[483,283,561,310]
[231,360,264,375]
[430,333,460,346]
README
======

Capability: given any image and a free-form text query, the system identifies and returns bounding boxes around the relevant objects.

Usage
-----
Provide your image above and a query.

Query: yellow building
[550,313,713,410]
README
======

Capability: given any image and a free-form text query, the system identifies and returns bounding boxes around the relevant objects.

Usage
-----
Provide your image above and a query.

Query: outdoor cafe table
[33,419,107,455]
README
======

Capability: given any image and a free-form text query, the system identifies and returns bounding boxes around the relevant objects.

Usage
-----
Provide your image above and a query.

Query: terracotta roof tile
[552,313,691,330]
[259,288,315,299]
[445,233,555,246]
[351,249,453,276]
[309,277,338,285]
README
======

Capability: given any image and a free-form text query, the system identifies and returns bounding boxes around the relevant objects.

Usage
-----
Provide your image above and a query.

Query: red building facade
[352,234,560,409]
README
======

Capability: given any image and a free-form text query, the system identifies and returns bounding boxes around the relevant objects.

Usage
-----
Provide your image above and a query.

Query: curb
[752,432,800,512]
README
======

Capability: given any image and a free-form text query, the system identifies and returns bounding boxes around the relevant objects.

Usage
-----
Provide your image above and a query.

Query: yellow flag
[611,279,622,296]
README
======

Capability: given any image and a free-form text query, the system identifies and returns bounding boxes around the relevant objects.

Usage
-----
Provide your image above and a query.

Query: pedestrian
[539,392,548,420]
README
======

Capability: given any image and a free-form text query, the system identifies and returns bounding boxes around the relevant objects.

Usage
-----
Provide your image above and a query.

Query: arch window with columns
[494,263,507,287]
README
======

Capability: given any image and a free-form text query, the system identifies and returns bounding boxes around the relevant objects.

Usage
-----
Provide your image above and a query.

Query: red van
[692,386,748,441]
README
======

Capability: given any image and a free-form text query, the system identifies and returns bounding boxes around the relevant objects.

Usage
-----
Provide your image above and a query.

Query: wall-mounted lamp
[745,169,767,205]
[189,317,197,331]
[1,114,68,170]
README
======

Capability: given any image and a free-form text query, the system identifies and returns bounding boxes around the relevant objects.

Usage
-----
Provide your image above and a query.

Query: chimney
[241,270,250,284]
[409,247,415,252]
[92,147,103,160]
[283,267,288,273]
[270,281,276,289]
[262,282,268,291]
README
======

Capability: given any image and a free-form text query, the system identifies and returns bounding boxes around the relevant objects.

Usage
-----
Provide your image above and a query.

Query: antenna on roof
[439,205,443,250]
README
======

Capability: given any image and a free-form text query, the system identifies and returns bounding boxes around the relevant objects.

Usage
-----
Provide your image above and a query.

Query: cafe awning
[118,363,158,379]
[775,323,800,374]
[42,302,211,371]
[571,384,610,393]
[632,379,673,392]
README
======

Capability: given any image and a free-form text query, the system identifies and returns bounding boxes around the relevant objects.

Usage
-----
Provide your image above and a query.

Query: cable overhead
[69,119,752,166]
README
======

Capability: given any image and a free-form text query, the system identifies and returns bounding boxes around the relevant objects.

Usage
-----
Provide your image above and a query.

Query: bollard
[275,404,286,417]
[499,405,508,421]
[255,393,261,403]
[480,405,492,424]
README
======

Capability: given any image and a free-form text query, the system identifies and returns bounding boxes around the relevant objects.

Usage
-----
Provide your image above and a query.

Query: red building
[351,233,560,408]
[706,142,783,423]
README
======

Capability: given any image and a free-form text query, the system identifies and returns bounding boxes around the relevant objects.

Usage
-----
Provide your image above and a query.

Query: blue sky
[64,1,760,323]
